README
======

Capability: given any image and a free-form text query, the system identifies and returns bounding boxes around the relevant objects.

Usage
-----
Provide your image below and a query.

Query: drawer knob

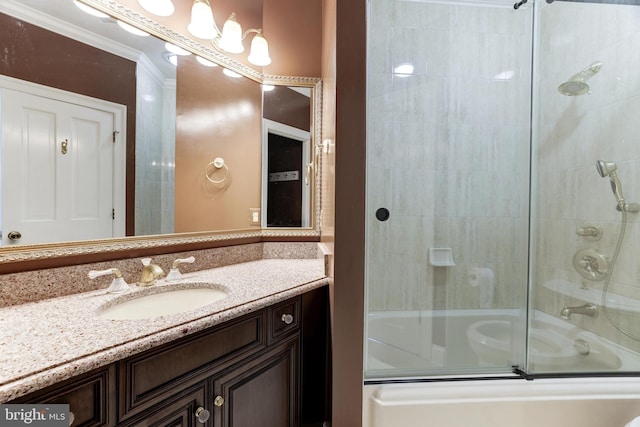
[214,395,224,407]
[195,407,210,423]
[281,313,294,325]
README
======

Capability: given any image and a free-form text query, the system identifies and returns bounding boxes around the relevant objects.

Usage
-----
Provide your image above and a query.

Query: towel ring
[206,157,229,184]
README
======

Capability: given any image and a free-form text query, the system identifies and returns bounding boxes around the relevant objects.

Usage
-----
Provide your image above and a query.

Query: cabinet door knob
[281,313,294,325]
[195,406,210,423]
[214,395,224,407]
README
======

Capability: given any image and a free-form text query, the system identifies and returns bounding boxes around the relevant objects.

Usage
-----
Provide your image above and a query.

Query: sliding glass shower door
[365,0,533,379]
[366,0,640,381]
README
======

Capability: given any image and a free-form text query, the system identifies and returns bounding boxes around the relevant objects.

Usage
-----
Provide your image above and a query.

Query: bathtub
[364,378,640,427]
[366,308,639,375]
[365,309,640,427]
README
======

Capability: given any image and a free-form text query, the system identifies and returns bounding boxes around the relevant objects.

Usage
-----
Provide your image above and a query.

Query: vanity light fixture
[223,68,242,78]
[196,56,219,67]
[117,20,150,37]
[187,0,271,66]
[165,42,191,56]
[73,0,109,18]
[137,0,175,17]
[165,53,178,66]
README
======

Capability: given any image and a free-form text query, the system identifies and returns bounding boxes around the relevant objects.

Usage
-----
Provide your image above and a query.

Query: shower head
[596,160,617,178]
[558,80,590,96]
[596,160,626,207]
[558,61,602,96]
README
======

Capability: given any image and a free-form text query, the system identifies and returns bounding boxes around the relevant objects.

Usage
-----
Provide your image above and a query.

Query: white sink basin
[98,285,227,320]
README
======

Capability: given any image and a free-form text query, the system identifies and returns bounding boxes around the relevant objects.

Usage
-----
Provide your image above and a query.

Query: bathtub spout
[560,303,598,320]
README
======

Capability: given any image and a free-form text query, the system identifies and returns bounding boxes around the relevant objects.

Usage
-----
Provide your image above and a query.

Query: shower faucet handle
[575,224,602,241]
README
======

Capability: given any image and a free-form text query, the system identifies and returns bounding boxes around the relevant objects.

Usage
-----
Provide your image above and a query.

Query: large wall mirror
[0,0,321,265]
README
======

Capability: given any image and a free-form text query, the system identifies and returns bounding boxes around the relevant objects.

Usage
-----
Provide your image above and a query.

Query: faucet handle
[166,257,196,282]
[89,268,122,279]
[171,256,195,269]
[141,258,153,266]
[88,268,130,294]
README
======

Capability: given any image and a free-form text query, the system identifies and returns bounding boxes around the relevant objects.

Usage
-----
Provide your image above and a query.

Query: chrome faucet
[138,258,164,286]
[560,303,598,320]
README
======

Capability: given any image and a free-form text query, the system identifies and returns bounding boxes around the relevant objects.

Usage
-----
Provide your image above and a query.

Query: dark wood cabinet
[10,286,330,427]
[11,364,117,427]
[213,338,298,427]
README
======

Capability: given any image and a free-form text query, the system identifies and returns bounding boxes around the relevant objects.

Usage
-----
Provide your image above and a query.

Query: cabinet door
[213,338,299,427]
[120,382,209,427]
[9,366,115,427]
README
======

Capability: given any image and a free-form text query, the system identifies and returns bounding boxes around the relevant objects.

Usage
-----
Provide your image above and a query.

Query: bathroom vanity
[0,259,330,427]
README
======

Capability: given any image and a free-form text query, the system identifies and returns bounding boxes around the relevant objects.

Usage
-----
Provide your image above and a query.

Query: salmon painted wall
[174,55,262,232]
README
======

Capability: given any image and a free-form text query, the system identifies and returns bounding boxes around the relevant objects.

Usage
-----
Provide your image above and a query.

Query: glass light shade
[218,14,244,54]
[117,20,150,37]
[196,56,218,67]
[223,68,242,78]
[137,0,174,17]
[247,33,271,66]
[188,0,217,40]
[73,0,109,18]
[165,42,191,56]
[166,54,178,66]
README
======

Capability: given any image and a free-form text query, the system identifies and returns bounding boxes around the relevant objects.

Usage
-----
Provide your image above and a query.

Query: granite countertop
[0,258,328,402]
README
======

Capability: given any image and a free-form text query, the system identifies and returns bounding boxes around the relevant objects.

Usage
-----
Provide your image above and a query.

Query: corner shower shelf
[543,279,640,313]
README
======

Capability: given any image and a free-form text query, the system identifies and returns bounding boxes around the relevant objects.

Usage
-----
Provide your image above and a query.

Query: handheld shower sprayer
[596,160,639,212]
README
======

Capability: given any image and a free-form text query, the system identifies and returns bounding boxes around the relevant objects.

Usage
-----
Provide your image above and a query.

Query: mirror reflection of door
[0,78,126,245]
[266,128,309,227]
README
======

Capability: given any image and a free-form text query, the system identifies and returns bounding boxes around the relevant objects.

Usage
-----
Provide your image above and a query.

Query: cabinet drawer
[10,365,115,427]
[268,297,300,345]
[120,311,265,418]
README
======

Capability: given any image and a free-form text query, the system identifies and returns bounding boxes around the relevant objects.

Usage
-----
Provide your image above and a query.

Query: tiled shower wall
[367,0,532,312]
[534,1,640,351]
[135,59,176,236]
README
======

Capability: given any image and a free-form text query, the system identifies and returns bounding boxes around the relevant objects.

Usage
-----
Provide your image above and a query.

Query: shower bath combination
[558,61,602,96]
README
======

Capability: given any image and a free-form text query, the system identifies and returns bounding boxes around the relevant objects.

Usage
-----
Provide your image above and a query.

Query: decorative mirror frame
[0,0,322,267]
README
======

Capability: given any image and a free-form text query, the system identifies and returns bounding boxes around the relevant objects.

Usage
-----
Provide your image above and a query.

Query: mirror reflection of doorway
[0,77,126,246]
[267,132,303,227]
[262,119,310,228]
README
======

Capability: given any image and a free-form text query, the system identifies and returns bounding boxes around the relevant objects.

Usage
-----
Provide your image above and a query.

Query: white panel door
[1,88,115,245]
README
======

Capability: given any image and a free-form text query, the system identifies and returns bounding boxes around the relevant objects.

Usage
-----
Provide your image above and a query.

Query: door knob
[7,231,22,241]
